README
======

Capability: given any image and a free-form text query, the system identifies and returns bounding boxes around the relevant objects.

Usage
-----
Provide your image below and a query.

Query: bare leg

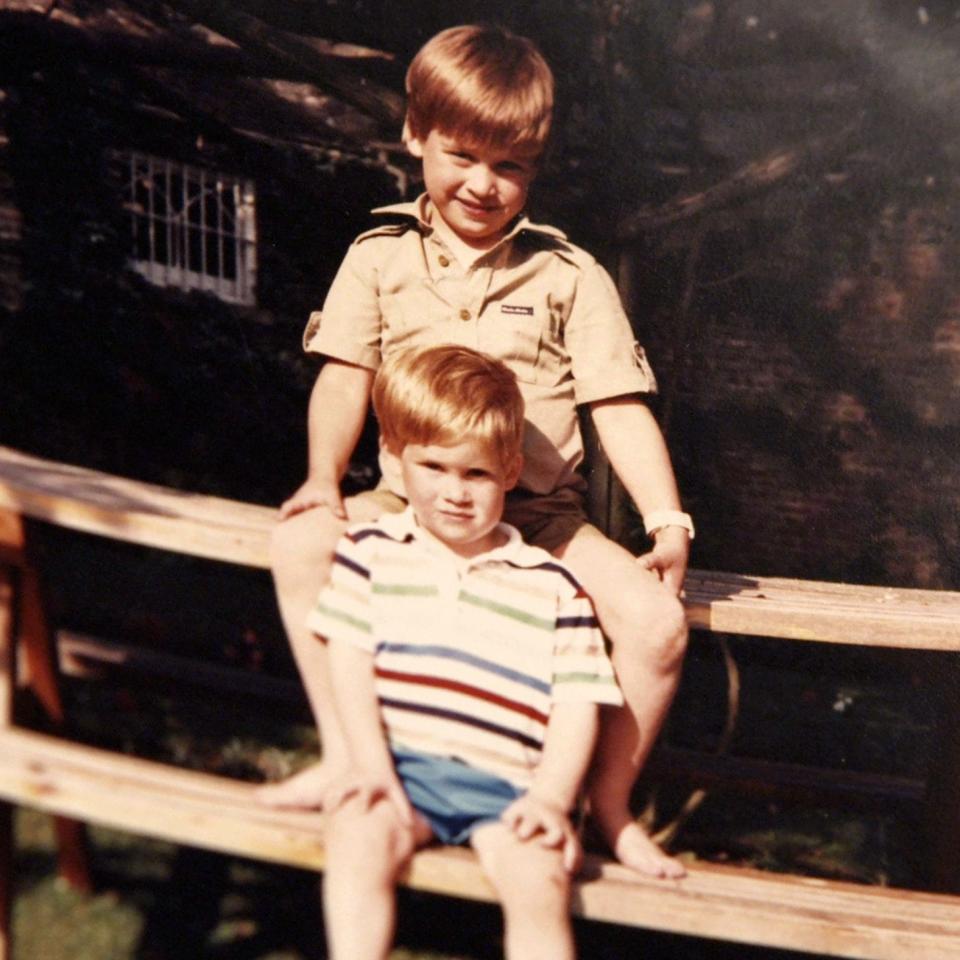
[471,822,574,960]
[323,796,431,960]
[256,497,384,808]
[555,526,688,878]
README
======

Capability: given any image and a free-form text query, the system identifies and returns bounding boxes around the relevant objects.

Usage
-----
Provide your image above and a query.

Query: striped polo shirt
[307,508,623,789]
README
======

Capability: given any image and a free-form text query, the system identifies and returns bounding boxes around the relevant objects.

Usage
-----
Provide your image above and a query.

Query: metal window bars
[124,152,257,305]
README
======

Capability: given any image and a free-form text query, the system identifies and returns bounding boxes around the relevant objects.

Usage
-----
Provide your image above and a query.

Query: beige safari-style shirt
[303,195,658,496]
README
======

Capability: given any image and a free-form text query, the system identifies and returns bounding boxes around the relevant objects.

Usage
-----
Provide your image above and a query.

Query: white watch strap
[644,509,695,540]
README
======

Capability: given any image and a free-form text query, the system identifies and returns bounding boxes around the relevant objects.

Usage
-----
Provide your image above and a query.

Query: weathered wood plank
[0,571,13,729]
[57,630,303,702]
[683,572,960,649]
[0,799,10,960]
[0,726,958,960]
[0,559,15,959]
[0,446,275,568]
[653,746,924,810]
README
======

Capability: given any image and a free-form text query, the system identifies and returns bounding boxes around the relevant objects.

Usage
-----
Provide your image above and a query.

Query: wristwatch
[643,510,695,540]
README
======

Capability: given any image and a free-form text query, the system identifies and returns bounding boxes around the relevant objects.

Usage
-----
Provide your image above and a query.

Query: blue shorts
[392,747,523,846]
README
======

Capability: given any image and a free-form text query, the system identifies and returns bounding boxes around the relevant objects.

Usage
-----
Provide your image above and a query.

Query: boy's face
[384,437,522,559]
[406,129,538,249]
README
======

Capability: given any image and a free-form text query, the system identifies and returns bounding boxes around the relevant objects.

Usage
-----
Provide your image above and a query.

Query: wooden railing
[1,445,960,960]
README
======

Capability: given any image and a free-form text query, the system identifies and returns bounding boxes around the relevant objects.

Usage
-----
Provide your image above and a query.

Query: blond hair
[404,24,554,153]
[373,345,525,469]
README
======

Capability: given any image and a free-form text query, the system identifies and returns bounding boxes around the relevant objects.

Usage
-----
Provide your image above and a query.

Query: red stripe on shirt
[374,667,549,726]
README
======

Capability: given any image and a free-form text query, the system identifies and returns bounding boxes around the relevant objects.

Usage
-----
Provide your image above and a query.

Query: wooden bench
[1,444,960,959]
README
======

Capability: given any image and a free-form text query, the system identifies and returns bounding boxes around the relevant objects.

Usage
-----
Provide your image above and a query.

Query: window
[121,152,257,305]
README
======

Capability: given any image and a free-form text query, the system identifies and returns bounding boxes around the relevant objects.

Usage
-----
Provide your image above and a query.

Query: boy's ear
[379,441,403,490]
[403,120,425,158]
[504,453,523,491]
[379,434,396,456]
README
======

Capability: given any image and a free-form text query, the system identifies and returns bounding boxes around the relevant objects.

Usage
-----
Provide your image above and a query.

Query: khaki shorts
[348,482,596,555]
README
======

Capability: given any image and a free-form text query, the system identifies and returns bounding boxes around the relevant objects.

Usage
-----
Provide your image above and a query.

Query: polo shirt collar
[378,506,547,569]
[370,194,568,249]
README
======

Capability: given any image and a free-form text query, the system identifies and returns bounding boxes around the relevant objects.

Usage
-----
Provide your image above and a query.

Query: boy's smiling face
[384,437,522,559]
[406,129,539,250]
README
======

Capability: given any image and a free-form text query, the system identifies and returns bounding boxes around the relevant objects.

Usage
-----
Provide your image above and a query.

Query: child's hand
[323,767,414,826]
[279,476,346,520]
[637,526,690,596]
[500,794,582,873]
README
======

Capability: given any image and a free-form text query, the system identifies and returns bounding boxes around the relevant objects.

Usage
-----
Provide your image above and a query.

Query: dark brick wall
[0,87,22,313]
[623,189,960,589]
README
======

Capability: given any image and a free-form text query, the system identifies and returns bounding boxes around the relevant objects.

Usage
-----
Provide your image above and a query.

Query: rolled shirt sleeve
[550,587,623,707]
[564,259,658,406]
[305,531,375,652]
[302,237,389,371]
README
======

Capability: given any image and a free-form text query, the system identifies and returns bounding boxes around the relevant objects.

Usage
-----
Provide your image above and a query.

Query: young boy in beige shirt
[259,23,692,879]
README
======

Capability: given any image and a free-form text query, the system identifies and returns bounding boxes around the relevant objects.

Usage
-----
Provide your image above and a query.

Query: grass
[13,806,487,960]
[14,811,154,960]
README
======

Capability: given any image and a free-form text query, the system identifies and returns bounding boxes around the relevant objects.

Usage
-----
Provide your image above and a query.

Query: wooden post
[0,509,92,894]
[0,568,15,960]
[0,801,10,960]
[16,566,65,725]
[923,657,960,892]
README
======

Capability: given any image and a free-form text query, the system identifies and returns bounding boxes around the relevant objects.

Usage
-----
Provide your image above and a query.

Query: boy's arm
[280,360,375,519]
[327,636,413,823]
[589,395,690,595]
[502,701,599,872]
[529,701,599,811]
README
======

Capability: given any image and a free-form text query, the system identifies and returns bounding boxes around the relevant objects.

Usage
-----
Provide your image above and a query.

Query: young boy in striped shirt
[316,345,623,960]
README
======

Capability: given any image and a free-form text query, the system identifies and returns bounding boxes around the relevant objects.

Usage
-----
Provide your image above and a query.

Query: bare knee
[501,857,570,928]
[326,801,413,880]
[608,587,687,676]
[479,839,570,912]
[269,508,343,588]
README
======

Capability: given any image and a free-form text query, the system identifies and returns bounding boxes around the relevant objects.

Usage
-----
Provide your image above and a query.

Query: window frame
[120,151,257,306]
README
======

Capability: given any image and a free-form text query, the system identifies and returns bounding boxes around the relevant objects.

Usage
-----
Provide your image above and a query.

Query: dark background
[3,0,959,588]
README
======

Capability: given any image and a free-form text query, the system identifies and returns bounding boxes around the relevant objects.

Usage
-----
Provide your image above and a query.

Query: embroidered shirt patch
[501,304,534,316]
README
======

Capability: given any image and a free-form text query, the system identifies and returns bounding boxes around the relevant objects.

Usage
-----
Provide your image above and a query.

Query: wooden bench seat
[2,443,960,960]
[1,726,959,960]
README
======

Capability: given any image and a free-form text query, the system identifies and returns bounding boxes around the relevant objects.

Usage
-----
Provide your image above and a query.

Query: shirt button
[438,255,450,267]
[459,308,471,321]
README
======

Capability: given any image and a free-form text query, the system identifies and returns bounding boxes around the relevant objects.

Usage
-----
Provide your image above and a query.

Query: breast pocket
[484,303,563,385]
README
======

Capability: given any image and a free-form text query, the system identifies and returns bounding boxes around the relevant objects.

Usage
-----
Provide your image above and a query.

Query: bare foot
[590,807,686,878]
[254,762,334,809]
[610,820,686,879]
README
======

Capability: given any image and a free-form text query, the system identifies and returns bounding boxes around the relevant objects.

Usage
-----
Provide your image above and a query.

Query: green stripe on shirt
[553,672,619,686]
[314,601,372,634]
[459,590,553,631]
[372,584,440,597]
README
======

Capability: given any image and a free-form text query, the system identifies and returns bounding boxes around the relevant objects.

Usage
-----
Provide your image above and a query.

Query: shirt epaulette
[352,220,416,245]
[514,224,592,271]
[515,218,569,242]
